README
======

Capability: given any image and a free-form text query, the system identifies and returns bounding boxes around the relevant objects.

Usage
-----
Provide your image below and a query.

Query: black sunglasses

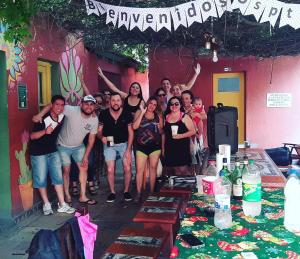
[158,94,166,97]
[170,102,180,106]
[104,92,111,96]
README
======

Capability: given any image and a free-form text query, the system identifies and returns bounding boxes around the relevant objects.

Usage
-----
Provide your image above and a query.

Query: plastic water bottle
[232,160,242,200]
[203,160,218,207]
[242,159,262,216]
[284,169,300,232]
[214,169,232,229]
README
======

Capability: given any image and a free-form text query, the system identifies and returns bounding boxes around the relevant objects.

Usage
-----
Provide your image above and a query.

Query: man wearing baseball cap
[33,94,99,205]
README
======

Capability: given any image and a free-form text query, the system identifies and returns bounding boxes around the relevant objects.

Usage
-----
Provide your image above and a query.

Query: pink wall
[149,48,300,149]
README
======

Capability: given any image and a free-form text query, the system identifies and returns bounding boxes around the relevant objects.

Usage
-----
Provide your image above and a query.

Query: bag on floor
[265,147,292,166]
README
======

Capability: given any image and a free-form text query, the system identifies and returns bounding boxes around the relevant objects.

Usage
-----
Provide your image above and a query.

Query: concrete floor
[0,169,152,259]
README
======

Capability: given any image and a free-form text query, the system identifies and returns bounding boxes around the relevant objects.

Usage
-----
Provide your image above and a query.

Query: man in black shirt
[30,95,75,215]
[98,92,134,202]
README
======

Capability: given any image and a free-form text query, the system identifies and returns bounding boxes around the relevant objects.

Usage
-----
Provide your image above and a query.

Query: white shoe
[43,202,53,216]
[57,202,75,214]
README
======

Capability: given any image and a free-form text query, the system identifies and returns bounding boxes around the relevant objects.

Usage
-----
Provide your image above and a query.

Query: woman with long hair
[133,96,163,202]
[98,66,144,115]
[163,96,196,176]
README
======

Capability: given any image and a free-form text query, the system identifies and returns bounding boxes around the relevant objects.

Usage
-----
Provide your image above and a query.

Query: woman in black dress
[163,96,196,176]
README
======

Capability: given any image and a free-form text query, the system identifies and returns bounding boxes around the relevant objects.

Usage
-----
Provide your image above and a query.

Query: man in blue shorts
[98,92,134,202]
[30,95,75,215]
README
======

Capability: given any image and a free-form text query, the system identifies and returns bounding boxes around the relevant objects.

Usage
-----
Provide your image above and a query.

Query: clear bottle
[242,159,262,216]
[214,169,232,229]
[232,160,242,200]
[203,160,218,207]
[284,169,300,232]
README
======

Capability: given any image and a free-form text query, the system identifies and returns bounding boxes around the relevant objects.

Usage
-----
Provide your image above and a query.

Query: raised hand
[194,63,201,75]
[140,101,147,114]
[97,66,104,78]
[45,124,54,135]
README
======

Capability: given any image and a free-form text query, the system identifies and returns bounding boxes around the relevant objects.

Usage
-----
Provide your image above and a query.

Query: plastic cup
[107,136,114,147]
[196,175,205,194]
[171,125,179,136]
[202,176,217,195]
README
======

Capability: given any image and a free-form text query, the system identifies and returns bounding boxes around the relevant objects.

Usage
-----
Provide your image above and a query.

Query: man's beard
[111,105,121,111]
[81,108,93,116]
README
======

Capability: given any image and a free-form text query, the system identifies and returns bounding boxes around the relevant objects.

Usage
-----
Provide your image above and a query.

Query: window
[37,60,52,107]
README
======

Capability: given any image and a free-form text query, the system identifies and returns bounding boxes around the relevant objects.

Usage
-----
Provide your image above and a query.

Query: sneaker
[57,202,75,214]
[43,202,53,216]
[106,193,116,203]
[124,192,132,201]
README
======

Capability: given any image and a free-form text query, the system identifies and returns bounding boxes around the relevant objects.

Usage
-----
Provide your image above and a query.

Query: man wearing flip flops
[33,95,99,206]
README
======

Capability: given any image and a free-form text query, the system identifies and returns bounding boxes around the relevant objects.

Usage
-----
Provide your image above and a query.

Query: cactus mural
[15,130,33,210]
[59,46,83,105]
[0,23,25,89]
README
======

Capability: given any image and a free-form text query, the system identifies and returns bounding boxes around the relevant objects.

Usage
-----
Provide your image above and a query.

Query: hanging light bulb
[212,50,218,63]
[205,40,211,50]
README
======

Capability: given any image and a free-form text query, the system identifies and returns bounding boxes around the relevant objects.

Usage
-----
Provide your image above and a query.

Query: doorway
[213,72,245,144]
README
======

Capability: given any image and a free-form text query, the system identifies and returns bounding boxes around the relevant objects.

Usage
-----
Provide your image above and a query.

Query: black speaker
[207,103,238,154]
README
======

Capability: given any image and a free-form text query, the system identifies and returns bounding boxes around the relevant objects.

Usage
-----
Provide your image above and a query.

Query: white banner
[171,3,188,30]
[156,8,172,31]
[85,0,300,32]
[198,0,218,22]
[214,0,232,17]
[117,7,131,29]
[183,1,202,27]
[259,0,284,27]
[105,5,118,26]
[244,0,266,21]
[231,0,251,14]
[280,3,300,29]
[85,0,99,16]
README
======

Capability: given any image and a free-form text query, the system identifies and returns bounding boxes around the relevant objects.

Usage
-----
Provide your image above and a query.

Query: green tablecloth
[173,188,300,259]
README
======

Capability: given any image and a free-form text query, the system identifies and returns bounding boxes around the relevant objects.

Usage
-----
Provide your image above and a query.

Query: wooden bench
[103,227,168,259]
[133,202,180,253]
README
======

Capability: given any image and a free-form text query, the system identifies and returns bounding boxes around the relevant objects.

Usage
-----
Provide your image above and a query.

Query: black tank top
[164,113,191,167]
[123,97,142,115]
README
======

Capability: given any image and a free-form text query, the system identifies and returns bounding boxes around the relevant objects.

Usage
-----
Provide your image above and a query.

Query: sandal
[71,185,79,197]
[88,184,98,196]
[79,199,97,205]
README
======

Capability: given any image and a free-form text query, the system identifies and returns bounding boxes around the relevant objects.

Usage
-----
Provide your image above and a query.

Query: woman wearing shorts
[133,96,163,202]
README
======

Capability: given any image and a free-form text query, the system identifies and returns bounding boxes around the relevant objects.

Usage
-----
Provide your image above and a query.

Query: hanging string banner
[85,0,300,31]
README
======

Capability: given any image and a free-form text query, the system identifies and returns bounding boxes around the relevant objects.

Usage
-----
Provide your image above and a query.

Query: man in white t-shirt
[34,95,99,205]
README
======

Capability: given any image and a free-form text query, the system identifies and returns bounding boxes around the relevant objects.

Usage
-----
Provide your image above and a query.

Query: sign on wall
[18,84,28,109]
[267,93,292,108]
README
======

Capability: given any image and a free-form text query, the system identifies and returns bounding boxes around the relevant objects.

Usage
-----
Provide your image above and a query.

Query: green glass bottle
[220,158,232,183]
[232,160,242,200]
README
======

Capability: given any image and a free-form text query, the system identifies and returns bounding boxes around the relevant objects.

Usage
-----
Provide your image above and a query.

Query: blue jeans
[31,152,63,188]
[57,144,86,166]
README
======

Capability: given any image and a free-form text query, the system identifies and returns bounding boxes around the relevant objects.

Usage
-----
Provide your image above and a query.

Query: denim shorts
[103,142,128,162]
[57,144,86,166]
[31,152,63,188]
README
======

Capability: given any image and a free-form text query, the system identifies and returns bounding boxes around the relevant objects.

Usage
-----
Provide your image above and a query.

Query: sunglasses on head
[170,102,180,106]
[158,93,166,97]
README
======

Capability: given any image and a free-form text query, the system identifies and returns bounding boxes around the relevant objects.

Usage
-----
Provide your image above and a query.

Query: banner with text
[85,0,300,31]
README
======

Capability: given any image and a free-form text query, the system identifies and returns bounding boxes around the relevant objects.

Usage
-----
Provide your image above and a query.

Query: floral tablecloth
[173,188,300,259]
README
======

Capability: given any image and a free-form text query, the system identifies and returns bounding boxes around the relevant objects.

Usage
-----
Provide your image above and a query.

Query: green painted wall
[0,51,12,219]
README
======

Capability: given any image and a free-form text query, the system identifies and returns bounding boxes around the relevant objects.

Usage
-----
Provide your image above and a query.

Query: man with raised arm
[33,95,99,205]
[161,63,201,100]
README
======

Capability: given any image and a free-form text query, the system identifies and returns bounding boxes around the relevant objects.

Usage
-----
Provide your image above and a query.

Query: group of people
[29,63,207,215]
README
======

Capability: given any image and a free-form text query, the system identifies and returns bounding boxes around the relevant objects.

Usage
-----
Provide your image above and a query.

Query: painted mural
[60,35,83,105]
[0,23,25,89]
[15,130,33,211]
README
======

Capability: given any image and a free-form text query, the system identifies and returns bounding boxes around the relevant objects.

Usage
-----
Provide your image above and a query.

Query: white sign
[267,93,292,107]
